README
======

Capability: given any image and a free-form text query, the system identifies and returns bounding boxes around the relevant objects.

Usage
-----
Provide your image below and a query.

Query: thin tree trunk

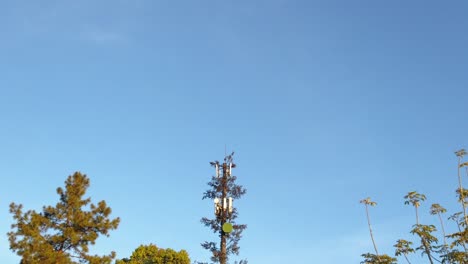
[415,205,434,264]
[457,157,468,226]
[422,239,434,264]
[403,253,411,264]
[415,206,419,225]
[455,220,468,253]
[455,157,468,254]
[437,213,447,247]
[365,204,380,259]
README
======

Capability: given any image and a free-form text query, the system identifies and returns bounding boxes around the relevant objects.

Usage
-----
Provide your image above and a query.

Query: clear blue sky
[1,1,467,263]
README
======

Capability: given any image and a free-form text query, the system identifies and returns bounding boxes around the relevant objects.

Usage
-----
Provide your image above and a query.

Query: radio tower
[201,152,247,264]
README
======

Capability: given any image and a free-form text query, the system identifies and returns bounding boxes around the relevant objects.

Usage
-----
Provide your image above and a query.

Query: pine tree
[200,153,247,264]
[8,172,120,264]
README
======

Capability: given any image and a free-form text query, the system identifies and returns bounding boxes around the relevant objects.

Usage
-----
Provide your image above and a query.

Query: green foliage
[115,244,190,264]
[361,149,468,263]
[360,197,377,207]
[402,192,439,263]
[410,224,440,262]
[448,212,465,229]
[8,172,120,264]
[440,249,468,264]
[404,191,426,208]
[455,149,467,158]
[394,239,414,257]
[455,188,468,205]
[446,226,468,248]
[361,253,397,264]
[430,204,447,215]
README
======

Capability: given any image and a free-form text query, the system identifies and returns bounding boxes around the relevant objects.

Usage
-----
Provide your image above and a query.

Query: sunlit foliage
[8,172,120,264]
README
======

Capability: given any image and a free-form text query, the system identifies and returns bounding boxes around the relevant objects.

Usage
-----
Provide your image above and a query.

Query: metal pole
[220,162,227,264]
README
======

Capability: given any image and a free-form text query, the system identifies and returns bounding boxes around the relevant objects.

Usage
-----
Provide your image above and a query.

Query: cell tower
[201,153,247,264]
